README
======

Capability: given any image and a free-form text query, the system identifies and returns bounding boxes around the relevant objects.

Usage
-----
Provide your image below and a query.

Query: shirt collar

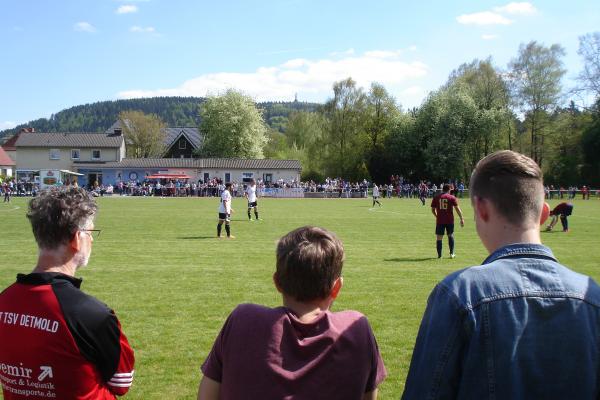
[17,272,83,288]
[483,243,558,265]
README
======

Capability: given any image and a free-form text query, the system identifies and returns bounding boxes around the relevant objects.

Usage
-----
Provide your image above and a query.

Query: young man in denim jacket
[402,150,600,399]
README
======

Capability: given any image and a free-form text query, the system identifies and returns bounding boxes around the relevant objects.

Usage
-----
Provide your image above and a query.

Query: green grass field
[1,195,599,399]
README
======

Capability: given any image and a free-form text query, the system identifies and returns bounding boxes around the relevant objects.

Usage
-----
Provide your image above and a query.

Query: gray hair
[27,187,97,249]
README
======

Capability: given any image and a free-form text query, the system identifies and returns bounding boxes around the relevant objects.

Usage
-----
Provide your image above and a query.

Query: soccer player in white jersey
[217,182,234,239]
[245,179,260,221]
[372,183,382,207]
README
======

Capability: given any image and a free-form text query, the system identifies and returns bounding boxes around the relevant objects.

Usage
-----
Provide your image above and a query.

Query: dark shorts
[560,205,573,216]
[218,213,230,221]
[248,201,258,208]
[436,224,454,236]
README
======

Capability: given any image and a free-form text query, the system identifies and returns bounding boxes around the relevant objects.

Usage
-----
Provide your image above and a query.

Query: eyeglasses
[80,229,101,239]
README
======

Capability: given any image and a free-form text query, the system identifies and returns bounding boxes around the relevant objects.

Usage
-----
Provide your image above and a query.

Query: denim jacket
[402,243,600,400]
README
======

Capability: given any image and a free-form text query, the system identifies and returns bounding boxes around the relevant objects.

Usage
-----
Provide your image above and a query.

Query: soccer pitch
[1,196,599,399]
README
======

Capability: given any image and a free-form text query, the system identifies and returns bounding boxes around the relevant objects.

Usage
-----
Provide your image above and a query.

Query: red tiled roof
[1,131,21,151]
[0,147,15,166]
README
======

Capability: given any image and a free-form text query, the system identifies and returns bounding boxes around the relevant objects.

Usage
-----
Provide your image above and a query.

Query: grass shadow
[384,257,437,262]
[177,236,216,240]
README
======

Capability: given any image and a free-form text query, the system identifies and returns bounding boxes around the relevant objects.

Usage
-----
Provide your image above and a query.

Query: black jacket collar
[17,272,83,289]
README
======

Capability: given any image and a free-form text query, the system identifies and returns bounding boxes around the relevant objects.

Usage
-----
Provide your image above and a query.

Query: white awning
[60,170,84,176]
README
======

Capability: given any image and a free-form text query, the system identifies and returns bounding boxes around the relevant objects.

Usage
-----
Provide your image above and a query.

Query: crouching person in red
[0,187,135,399]
[198,226,387,400]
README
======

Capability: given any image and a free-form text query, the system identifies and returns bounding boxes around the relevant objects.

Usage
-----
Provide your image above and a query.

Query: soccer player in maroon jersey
[431,184,465,258]
[545,202,574,232]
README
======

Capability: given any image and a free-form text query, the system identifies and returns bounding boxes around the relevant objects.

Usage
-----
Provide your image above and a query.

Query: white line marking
[368,207,426,216]
[0,206,20,212]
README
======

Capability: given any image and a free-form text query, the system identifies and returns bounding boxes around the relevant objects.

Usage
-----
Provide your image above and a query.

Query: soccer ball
[540,202,550,225]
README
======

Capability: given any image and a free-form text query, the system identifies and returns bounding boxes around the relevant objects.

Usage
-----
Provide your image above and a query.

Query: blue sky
[1,0,599,129]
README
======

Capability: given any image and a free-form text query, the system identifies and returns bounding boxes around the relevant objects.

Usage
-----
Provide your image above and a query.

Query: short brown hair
[275,226,344,302]
[470,150,544,225]
[27,187,97,249]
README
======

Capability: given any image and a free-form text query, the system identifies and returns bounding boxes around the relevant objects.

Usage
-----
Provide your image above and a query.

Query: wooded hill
[0,97,320,142]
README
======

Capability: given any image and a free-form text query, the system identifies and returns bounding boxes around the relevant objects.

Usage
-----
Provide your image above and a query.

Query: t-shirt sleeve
[201,311,235,382]
[451,196,458,207]
[52,284,135,395]
[364,319,387,392]
[74,308,135,395]
[105,317,135,395]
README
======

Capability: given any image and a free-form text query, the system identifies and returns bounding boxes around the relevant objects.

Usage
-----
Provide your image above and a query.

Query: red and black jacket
[0,272,135,399]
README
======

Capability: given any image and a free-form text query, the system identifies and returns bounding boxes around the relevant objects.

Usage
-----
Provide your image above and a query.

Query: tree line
[0,97,318,142]
[266,34,600,185]
[5,34,599,186]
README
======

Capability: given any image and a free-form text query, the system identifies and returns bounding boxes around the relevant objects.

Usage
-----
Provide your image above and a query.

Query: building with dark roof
[74,158,301,188]
[105,121,202,158]
[11,124,300,187]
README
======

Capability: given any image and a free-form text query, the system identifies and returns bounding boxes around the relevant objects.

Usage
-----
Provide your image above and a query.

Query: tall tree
[197,90,268,158]
[415,88,481,180]
[448,58,510,165]
[323,78,367,178]
[577,32,600,99]
[284,111,328,179]
[544,102,591,184]
[118,111,167,158]
[581,100,600,183]
[509,41,566,167]
[364,83,400,182]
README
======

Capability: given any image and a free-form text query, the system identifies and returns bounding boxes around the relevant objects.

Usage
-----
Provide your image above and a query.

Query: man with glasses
[0,187,135,399]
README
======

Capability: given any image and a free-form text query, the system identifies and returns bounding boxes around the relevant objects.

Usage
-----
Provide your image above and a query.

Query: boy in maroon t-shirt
[197,226,387,400]
[431,184,465,258]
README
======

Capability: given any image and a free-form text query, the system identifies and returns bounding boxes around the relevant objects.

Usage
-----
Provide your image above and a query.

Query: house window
[71,149,80,160]
[92,149,101,160]
[225,173,231,183]
[178,138,187,149]
[242,172,254,183]
[49,149,60,160]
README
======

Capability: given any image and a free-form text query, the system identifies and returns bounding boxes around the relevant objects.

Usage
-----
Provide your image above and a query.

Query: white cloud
[74,22,96,32]
[117,50,430,106]
[494,2,537,15]
[281,59,309,69]
[130,26,155,33]
[456,11,512,25]
[0,121,17,130]
[116,5,138,14]
[482,34,499,40]
[408,45,417,52]
[364,50,403,59]
[329,48,355,57]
